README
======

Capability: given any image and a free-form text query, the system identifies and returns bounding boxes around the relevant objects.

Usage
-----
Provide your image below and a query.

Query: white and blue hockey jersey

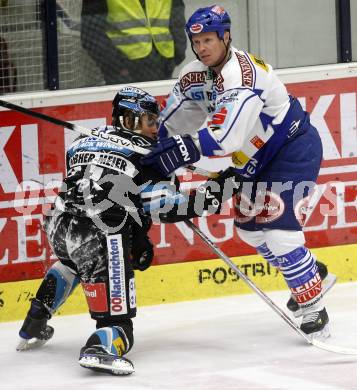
[160,46,309,178]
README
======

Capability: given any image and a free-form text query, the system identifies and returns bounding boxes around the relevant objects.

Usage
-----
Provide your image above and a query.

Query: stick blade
[311,338,357,355]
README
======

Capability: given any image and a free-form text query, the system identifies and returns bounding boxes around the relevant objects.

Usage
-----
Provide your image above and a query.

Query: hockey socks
[256,244,336,323]
[277,246,330,337]
[286,261,337,317]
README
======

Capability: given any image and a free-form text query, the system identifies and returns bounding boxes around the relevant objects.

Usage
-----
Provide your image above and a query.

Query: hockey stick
[0,99,217,178]
[185,219,357,356]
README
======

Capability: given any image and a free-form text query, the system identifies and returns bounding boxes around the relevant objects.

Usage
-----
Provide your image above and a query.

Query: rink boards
[1,243,356,322]
[0,63,357,322]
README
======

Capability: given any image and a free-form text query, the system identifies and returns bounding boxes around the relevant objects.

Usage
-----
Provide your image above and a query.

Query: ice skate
[17,299,54,351]
[79,345,134,376]
[300,307,330,340]
[287,262,336,317]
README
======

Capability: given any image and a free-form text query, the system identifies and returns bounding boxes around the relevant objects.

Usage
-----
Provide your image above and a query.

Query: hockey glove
[140,135,201,176]
[131,220,154,271]
[159,167,242,223]
[188,167,242,216]
[191,167,242,213]
[161,184,221,222]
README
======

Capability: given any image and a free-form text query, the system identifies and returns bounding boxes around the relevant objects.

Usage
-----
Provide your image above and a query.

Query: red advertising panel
[0,78,356,283]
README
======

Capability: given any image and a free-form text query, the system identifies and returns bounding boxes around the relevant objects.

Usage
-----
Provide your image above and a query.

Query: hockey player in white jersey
[141,5,336,337]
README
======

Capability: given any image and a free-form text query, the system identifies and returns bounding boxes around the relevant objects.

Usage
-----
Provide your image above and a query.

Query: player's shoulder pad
[179,59,205,79]
[96,124,113,133]
[229,47,271,90]
[247,52,270,73]
[179,60,207,93]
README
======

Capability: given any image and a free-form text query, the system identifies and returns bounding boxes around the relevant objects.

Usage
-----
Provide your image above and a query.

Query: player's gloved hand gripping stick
[140,134,201,176]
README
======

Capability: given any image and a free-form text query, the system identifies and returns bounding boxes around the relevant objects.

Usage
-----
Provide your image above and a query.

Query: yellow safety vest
[106,0,174,60]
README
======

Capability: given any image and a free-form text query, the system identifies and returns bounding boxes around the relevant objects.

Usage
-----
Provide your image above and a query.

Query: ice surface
[1,282,357,390]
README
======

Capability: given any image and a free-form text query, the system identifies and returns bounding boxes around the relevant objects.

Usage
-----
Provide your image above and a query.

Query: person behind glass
[0,35,17,94]
[81,0,187,85]
[141,5,336,338]
[16,87,179,375]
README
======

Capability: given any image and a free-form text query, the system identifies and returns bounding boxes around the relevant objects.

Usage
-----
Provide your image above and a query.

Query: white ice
[1,282,357,390]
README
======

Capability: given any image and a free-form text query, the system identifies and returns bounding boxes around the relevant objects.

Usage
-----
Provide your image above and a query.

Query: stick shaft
[0,99,216,178]
[184,219,312,344]
[0,99,150,154]
[186,224,357,356]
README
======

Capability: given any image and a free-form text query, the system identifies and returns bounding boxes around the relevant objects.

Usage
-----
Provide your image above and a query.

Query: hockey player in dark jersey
[16,86,181,375]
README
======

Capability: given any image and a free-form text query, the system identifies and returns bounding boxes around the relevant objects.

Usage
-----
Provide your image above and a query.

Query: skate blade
[16,337,50,351]
[292,273,337,318]
[309,324,331,341]
[79,355,134,375]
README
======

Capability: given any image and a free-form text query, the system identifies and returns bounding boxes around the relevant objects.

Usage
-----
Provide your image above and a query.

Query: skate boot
[79,345,134,375]
[17,298,54,351]
[287,261,336,317]
[300,307,330,339]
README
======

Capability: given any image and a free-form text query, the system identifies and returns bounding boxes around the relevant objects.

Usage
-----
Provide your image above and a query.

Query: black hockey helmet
[112,86,159,131]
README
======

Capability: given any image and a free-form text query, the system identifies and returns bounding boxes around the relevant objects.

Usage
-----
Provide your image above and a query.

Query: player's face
[191,31,228,67]
[139,113,159,139]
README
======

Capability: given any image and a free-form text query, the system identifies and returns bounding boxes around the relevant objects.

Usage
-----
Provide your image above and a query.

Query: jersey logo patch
[82,282,108,312]
[254,191,285,224]
[234,191,285,224]
[249,54,269,72]
[69,151,136,177]
[250,135,265,149]
[214,73,225,93]
[236,52,253,87]
[232,150,250,167]
[107,235,127,316]
[208,107,228,127]
[234,193,255,224]
[180,71,206,91]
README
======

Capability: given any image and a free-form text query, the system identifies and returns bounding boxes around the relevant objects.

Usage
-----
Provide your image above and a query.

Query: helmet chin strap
[119,115,141,133]
[133,116,142,134]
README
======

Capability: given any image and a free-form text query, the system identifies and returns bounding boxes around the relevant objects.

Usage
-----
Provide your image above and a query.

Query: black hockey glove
[209,167,242,197]
[159,167,241,223]
[130,218,154,271]
[188,166,241,216]
[140,134,201,176]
